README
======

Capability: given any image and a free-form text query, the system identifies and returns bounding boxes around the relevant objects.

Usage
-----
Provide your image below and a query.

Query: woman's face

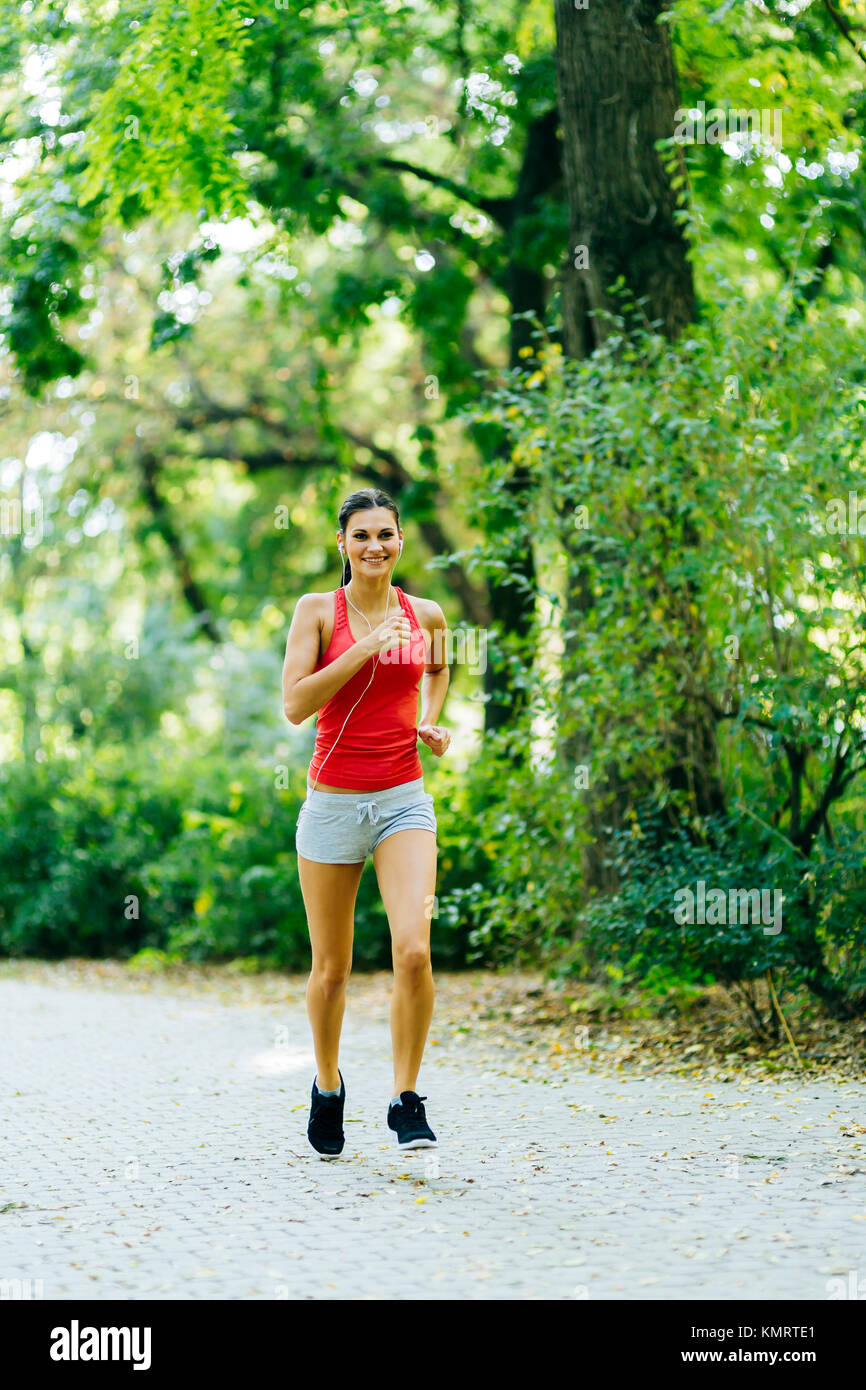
[341,508,401,575]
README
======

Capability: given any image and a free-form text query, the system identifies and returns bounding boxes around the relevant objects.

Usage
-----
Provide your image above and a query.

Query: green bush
[450,280,866,1015]
[567,801,866,1021]
[0,748,481,970]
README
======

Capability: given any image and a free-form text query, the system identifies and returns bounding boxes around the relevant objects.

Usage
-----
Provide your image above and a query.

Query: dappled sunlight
[245,1046,315,1077]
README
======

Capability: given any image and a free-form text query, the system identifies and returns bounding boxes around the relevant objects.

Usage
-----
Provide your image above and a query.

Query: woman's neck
[345,575,397,612]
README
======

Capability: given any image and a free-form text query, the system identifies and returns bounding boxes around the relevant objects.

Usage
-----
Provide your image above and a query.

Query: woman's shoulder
[398,590,445,630]
[294,591,338,628]
[299,590,339,608]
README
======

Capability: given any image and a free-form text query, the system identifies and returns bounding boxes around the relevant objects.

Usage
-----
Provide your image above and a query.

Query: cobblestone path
[1,976,863,1300]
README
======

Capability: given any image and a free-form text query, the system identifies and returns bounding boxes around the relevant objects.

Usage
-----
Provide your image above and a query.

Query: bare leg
[372,827,438,1094]
[297,854,365,1090]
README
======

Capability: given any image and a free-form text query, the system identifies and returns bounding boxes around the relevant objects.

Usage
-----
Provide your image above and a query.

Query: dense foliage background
[1,0,864,1034]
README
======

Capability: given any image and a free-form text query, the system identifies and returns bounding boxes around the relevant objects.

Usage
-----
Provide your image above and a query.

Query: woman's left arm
[418,601,451,756]
[420,669,450,726]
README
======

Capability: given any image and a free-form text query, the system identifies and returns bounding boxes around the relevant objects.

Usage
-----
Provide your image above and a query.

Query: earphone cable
[307,541,401,796]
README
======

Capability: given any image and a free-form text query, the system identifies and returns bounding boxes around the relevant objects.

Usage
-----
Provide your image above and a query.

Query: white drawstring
[355,800,381,825]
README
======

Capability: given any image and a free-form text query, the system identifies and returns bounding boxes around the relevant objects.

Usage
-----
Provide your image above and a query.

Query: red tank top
[308,586,427,791]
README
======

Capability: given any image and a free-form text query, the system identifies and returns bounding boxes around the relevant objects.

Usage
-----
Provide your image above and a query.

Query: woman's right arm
[282,595,409,725]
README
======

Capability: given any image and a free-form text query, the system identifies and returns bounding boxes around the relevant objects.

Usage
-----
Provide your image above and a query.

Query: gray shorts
[295,777,437,864]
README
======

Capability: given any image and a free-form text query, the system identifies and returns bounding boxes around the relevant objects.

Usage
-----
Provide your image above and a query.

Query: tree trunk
[6,472,41,759]
[481,109,562,741]
[553,0,723,885]
[554,0,695,355]
[136,449,221,643]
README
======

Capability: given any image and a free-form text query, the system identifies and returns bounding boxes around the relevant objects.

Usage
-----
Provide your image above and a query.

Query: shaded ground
[2,958,863,1086]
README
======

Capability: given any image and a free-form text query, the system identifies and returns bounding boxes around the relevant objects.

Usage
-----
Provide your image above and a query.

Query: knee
[310,960,351,997]
[392,942,431,979]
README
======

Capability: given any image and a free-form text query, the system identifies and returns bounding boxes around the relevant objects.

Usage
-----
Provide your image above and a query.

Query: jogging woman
[281,488,451,1158]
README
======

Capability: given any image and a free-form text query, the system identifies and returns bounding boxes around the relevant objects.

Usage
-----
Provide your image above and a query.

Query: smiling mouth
[363,557,386,564]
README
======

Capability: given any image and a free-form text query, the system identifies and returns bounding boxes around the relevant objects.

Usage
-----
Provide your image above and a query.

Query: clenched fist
[418,724,451,757]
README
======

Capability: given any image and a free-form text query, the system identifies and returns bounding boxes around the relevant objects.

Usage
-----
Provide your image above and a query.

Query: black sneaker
[307,1071,346,1158]
[387,1091,437,1149]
